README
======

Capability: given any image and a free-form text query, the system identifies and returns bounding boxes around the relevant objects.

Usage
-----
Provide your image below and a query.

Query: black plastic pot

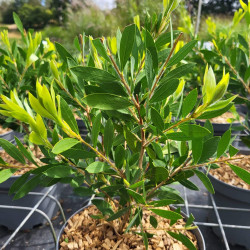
[76,119,88,138]
[207,160,250,249]
[56,200,206,250]
[0,176,62,230]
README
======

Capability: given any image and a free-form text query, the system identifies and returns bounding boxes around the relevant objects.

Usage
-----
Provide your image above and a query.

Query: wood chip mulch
[60,206,198,250]
[0,126,11,135]
[210,154,250,190]
[209,112,244,124]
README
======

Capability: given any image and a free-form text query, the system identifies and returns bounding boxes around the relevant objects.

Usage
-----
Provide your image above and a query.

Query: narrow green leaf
[92,38,111,62]
[198,137,220,163]
[192,138,203,164]
[166,132,193,141]
[150,209,182,220]
[155,30,181,49]
[217,130,231,158]
[92,113,102,148]
[55,42,75,63]
[44,166,74,178]
[125,212,139,233]
[120,24,136,70]
[194,169,214,194]
[229,145,239,157]
[9,172,30,194]
[179,124,211,138]
[228,163,250,185]
[62,148,96,160]
[151,107,164,131]
[145,167,169,183]
[150,216,158,229]
[165,64,194,81]
[167,232,196,250]
[13,12,24,34]
[115,145,125,168]
[185,213,195,227]
[145,49,154,88]
[238,34,249,50]
[92,199,114,215]
[148,199,176,207]
[70,66,118,83]
[83,93,132,110]
[15,137,37,166]
[60,97,79,135]
[145,29,158,72]
[107,207,130,221]
[167,40,197,67]
[0,139,25,164]
[150,78,179,103]
[179,179,199,191]
[104,119,114,156]
[86,162,110,173]
[182,89,198,117]
[14,174,41,200]
[0,169,16,183]
[127,189,146,204]
[52,138,80,154]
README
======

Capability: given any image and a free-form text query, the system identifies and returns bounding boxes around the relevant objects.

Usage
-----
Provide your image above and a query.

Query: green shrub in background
[1,2,250,249]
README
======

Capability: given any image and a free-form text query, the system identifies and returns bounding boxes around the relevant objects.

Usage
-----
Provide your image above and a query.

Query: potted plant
[0,1,249,248]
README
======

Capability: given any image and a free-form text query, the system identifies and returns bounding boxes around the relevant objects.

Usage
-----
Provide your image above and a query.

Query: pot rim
[56,198,206,250]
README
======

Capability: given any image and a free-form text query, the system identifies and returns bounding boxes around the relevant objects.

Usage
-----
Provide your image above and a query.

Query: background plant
[0,1,250,249]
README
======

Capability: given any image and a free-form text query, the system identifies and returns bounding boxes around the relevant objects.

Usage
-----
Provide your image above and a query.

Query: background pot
[76,119,88,138]
[207,160,250,249]
[56,201,206,250]
[0,176,62,230]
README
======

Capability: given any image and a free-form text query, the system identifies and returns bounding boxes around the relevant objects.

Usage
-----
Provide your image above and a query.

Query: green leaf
[198,137,220,163]
[92,38,111,62]
[150,216,158,228]
[9,172,30,195]
[167,232,196,250]
[185,213,195,227]
[115,145,125,168]
[107,207,130,221]
[14,137,37,166]
[125,212,139,233]
[148,199,176,207]
[192,138,203,164]
[83,93,132,110]
[92,113,102,148]
[145,29,158,72]
[70,66,119,83]
[145,167,169,183]
[145,49,154,88]
[217,130,231,158]
[166,132,193,141]
[104,119,114,156]
[55,42,75,63]
[120,24,136,70]
[86,162,110,173]
[179,179,199,191]
[182,89,198,117]
[13,12,24,34]
[74,187,94,196]
[155,30,181,49]
[14,174,41,200]
[150,209,182,220]
[92,199,114,215]
[0,139,25,164]
[62,148,96,160]
[238,34,249,50]
[167,40,197,67]
[52,138,80,154]
[0,169,16,183]
[179,124,211,138]
[60,97,79,135]
[229,145,239,157]
[151,107,164,131]
[197,103,233,119]
[150,78,179,103]
[193,169,214,194]
[127,189,146,204]
[165,64,194,81]
[228,163,250,185]
[44,166,75,178]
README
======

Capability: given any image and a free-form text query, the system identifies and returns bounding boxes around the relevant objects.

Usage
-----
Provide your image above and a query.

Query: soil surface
[208,112,244,124]
[210,154,250,190]
[0,126,11,135]
[59,205,198,250]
